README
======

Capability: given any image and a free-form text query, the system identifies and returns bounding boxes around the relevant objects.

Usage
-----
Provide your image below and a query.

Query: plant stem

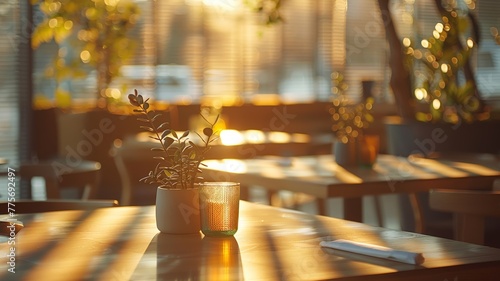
[139,104,171,168]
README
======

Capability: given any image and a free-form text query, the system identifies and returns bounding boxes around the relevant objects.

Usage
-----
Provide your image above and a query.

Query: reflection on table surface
[1,201,500,280]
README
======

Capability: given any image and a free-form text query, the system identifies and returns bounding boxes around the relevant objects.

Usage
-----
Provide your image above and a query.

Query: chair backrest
[19,160,101,200]
[111,136,161,205]
[19,162,61,199]
[0,199,119,214]
[429,189,500,217]
[429,188,500,245]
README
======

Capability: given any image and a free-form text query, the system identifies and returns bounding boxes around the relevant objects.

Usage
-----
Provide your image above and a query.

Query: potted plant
[377,0,500,235]
[377,0,499,157]
[128,90,219,234]
[371,0,500,177]
[31,0,140,108]
[330,72,376,167]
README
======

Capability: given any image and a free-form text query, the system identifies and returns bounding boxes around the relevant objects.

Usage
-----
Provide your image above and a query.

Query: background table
[1,202,500,280]
[202,153,500,222]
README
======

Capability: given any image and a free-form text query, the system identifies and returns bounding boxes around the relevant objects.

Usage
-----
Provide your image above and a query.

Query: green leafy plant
[128,90,219,189]
[244,0,283,25]
[403,2,488,123]
[31,0,140,107]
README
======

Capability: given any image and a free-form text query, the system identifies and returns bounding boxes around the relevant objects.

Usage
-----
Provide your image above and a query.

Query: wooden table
[202,153,500,222]
[1,202,500,280]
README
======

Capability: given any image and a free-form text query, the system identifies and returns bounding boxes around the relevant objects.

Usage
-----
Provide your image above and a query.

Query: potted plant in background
[128,90,219,234]
[31,0,140,108]
[377,0,500,235]
[378,0,499,157]
[330,72,376,167]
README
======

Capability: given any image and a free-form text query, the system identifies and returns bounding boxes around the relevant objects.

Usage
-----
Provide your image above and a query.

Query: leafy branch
[128,89,219,189]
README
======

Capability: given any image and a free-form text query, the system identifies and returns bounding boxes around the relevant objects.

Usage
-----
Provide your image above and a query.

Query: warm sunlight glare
[467,38,474,48]
[435,22,444,33]
[204,159,247,174]
[220,130,245,146]
[243,130,266,144]
[202,0,240,11]
[291,133,310,143]
[334,165,363,183]
[80,50,91,63]
[414,159,470,177]
[414,88,425,100]
[23,208,138,281]
[268,132,291,143]
[402,37,411,47]
[432,99,441,110]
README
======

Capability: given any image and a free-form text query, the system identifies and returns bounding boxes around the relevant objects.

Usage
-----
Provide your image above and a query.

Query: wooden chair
[19,160,101,200]
[111,137,160,205]
[429,188,500,245]
[0,199,119,214]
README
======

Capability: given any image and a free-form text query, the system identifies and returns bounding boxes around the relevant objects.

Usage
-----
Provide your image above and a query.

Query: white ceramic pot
[155,187,201,234]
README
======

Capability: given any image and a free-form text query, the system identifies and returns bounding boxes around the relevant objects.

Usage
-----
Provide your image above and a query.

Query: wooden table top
[202,153,500,198]
[1,201,500,280]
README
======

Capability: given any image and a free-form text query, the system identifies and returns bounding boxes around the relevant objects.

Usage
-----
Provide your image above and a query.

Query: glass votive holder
[198,182,240,237]
[358,134,380,168]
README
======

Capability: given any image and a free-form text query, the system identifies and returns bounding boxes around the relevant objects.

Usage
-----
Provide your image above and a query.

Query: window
[475,0,500,98]
[28,0,500,107]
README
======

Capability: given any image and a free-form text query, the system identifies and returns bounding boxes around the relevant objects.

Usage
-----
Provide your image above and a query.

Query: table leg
[316,198,326,215]
[455,214,485,245]
[268,190,276,206]
[344,197,363,222]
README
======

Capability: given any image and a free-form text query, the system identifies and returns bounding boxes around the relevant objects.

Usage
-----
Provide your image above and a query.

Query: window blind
[0,0,32,199]
[476,0,500,98]
[343,0,389,102]
[0,0,20,166]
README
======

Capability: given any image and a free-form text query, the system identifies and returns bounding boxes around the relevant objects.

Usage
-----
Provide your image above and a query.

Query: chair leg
[408,193,425,233]
[373,195,384,227]
[316,198,326,216]
[268,190,276,206]
[82,183,96,200]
